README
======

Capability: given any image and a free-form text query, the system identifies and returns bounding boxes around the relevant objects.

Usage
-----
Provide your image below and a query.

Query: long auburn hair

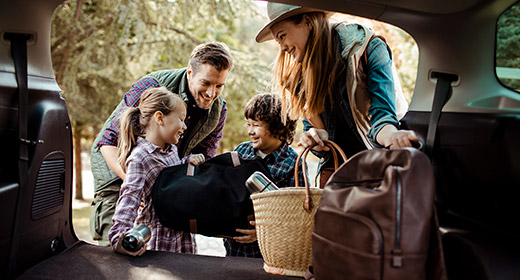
[117,86,184,171]
[272,12,345,121]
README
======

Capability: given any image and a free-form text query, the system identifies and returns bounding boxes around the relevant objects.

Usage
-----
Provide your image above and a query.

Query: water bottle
[122,225,151,252]
[245,171,279,194]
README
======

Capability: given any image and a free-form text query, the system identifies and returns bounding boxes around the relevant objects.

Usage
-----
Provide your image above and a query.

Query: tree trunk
[73,125,83,200]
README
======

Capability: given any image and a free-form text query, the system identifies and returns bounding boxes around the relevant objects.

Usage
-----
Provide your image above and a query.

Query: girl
[108,86,205,256]
[256,3,418,186]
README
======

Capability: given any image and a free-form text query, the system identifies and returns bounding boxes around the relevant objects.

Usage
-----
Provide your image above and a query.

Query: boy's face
[246,119,282,154]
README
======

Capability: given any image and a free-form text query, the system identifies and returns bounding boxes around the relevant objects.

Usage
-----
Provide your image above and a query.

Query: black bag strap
[424,72,458,280]
[425,72,458,158]
[7,33,32,160]
[5,32,32,279]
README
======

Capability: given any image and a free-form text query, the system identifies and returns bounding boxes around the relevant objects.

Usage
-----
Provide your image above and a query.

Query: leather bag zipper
[391,167,403,267]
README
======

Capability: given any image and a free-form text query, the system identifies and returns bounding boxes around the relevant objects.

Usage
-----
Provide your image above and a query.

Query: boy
[224,93,305,258]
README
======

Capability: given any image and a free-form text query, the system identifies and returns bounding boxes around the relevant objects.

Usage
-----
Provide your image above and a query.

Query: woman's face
[270,16,311,63]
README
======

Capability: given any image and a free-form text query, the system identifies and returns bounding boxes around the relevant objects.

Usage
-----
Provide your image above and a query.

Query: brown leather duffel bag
[312,147,447,280]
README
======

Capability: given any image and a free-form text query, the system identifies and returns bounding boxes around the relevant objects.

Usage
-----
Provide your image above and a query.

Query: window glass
[330,13,418,104]
[496,1,520,93]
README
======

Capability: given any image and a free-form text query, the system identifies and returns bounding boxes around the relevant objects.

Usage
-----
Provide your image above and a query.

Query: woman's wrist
[376,124,398,147]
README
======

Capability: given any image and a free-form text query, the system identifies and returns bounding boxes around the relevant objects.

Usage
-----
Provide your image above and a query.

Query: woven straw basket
[251,140,347,277]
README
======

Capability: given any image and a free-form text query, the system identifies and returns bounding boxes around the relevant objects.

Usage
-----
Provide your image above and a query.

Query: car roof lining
[276,0,490,17]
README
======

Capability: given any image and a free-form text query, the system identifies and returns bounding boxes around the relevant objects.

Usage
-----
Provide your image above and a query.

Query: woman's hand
[233,221,257,243]
[386,130,419,149]
[113,232,147,257]
[297,128,330,151]
[189,154,205,166]
[377,124,419,149]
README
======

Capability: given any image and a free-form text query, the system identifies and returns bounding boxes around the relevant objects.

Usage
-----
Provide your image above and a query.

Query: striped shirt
[98,76,226,158]
[108,137,195,253]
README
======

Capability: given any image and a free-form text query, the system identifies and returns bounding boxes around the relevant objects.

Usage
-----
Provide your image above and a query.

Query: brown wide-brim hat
[255,2,324,43]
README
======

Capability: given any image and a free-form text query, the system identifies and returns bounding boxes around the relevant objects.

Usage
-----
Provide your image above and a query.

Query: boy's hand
[189,154,205,166]
[113,232,147,257]
[233,221,257,243]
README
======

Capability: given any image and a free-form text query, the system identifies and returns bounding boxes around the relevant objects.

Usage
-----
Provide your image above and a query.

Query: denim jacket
[304,23,400,160]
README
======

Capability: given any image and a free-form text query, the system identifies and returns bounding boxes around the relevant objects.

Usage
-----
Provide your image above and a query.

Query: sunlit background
[58,0,418,255]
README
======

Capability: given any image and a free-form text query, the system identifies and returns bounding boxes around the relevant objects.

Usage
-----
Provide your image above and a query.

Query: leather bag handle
[295,140,347,212]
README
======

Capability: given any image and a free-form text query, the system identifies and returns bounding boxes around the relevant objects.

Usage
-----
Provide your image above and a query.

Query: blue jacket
[304,23,400,162]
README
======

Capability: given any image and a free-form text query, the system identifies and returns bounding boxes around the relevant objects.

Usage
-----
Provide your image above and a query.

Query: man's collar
[177,69,191,103]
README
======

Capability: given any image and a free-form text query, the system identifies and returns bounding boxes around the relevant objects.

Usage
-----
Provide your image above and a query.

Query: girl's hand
[233,221,257,243]
[113,232,147,257]
[297,128,330,151]
[189,154,205,166]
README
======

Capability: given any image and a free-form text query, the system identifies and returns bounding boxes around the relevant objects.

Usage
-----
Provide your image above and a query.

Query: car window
[330,13,418,104]
[496,1,520,93]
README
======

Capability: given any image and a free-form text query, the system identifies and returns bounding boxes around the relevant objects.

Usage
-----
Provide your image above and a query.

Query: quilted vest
[90,102,123,192]
[90,68,223,191]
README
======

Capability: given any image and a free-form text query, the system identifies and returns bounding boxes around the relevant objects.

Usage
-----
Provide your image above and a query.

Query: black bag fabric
[152,151,273,238]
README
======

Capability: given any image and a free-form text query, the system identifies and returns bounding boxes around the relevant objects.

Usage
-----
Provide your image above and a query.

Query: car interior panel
[1,0,519,279]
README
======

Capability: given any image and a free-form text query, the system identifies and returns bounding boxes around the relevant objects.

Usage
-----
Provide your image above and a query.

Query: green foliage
[496,2,520,91]
[52,0,271,149]
[331,14,418,104]
[52,0,419,153]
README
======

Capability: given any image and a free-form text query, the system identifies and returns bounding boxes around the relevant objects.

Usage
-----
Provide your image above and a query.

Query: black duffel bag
[152,151,273,238]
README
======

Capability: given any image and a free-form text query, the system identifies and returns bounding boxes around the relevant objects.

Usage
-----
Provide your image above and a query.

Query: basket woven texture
[251,140,347,277]
[251,188,322,276]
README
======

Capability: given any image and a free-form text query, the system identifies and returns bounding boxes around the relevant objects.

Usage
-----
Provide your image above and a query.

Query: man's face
[187,63,229,109]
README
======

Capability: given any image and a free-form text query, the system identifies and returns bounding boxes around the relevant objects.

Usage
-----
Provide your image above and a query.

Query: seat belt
[6,32,32,279]
[425,72,458,158]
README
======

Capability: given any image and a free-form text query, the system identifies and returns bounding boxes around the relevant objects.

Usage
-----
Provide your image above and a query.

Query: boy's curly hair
[244,93,297,144]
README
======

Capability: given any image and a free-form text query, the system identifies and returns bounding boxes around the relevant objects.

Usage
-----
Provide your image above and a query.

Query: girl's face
[158,105,187,147]
[246,119,282,154]
[270,16,312,63]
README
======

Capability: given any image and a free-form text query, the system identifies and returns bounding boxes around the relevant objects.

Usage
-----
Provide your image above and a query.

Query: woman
[256,3,418,186]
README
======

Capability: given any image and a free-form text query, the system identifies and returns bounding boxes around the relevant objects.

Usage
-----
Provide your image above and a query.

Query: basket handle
[294,140,347,212]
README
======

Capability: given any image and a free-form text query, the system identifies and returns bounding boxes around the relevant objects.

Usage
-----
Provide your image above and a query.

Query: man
[90,42,233,245]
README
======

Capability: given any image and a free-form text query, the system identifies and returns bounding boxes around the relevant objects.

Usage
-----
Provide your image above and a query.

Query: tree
[51,1,420,200]
[496,2,520,91]
[331,14,419,103]
[51,0,271,199]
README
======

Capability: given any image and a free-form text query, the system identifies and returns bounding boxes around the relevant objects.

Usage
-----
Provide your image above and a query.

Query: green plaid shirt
[224,141,306,258]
